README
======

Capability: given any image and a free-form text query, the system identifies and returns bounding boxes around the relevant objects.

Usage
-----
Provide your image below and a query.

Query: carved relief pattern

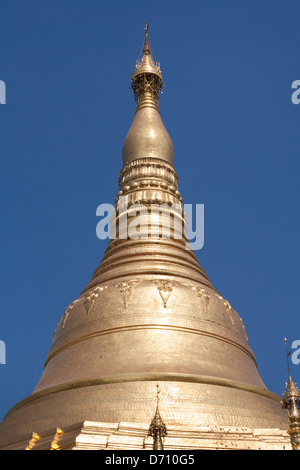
[116,281,139,308]
[192,287,211,314]
[116,157,182,212]
[52,300,75,343]
[84,286,107,315]
[154,280,174,308]
[166,281,248,341]
[62,302,75,328]
[216,295,235,325]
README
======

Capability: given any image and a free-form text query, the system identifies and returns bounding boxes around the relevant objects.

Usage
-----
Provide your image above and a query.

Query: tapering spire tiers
[143,22,151,55]
[123,23,174,164]
[282,339,300,406]
[281,338,300,450]
[148,385,167,450]
[282,374,300,405]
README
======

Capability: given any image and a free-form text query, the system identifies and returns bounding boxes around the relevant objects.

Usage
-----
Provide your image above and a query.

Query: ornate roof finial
[143,21,150,55]
[148,385,167,450]
[284,337,292,378]
[122,24,174,164]
[281,338,300,450]
[282,338,300,403]
[130,24,163,106]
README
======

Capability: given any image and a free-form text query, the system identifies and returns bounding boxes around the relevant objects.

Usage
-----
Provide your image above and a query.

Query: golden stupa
[0,25,292,450]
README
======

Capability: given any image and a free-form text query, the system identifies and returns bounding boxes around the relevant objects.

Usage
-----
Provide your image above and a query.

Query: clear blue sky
[0,0,299,422]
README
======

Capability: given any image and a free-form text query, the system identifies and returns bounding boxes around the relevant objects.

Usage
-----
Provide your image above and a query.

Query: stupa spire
[0,25,290,450]
[281,338,300,450]
[130,22,163,106]
[123,23,173,164]
[148,385,167,450]
[143,21,151,55]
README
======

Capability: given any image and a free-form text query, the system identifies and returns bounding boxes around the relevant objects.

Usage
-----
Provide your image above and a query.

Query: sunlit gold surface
[1,421,291,451]
[122,94,174,164]
[281,362,300,450]
[0,26,289,449]
[123,24,173,164]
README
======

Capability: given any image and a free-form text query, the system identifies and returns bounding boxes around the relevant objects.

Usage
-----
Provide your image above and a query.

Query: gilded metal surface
[0,25,290,449]
[122,94,174,164]
[282,379,300,450]
[148,385,167,449]
[1,421,292,450]
[123,26,173,164]
[131,23,163,105]
[281,339,300,450]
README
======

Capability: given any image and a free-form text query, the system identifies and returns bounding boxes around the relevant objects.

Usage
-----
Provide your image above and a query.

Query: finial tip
[143,22,151,55]
[284,337,292,377]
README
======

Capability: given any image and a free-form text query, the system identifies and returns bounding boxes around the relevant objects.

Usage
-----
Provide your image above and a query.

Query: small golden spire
[284,338,292,378]
[281,338,300,450]
[282,338,300,401]
[131,23,163,106]
[148,385,167,450]
[122,23,174,165]
[143,21,151,55]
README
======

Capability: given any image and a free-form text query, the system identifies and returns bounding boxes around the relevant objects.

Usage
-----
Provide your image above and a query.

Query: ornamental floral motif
[216,294,235,325]
[84,286,107,315]
[116,280,139,308]
[154,280,174,308]
[192,287,211,315]
[62,302,75,328]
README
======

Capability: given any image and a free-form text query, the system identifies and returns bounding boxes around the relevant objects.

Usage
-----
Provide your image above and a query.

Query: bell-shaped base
[0,260,289,447]
[0,375,289,448]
